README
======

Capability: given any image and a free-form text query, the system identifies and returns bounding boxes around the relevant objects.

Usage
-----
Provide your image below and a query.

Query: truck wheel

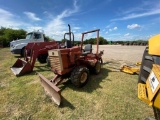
[138,47,160,120]
[37,54,48,63]
[93,61,102,75]
[70,66,89,88]
[20,47,25,57]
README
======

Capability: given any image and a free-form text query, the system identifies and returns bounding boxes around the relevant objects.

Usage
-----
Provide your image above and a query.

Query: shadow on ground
[60,96,75,110]
[53,67,112,108]
[62,67,112,93]
[14,55,23,58]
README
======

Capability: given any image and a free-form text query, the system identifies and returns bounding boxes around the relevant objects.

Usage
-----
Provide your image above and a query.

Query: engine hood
[10,39,30,45]
[149,34,160,56]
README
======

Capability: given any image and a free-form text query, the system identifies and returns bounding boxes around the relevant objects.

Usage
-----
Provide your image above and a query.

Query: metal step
[138,83,152,106]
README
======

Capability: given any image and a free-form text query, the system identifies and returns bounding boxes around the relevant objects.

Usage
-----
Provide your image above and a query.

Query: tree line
[60,37,148,46]
[60,36,108,45]
[83,36,108,45]
[108,40,148,46]
[0,27,148,47]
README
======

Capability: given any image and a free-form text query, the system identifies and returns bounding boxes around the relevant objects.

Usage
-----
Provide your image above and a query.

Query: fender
[149,34,160,56]
[14,43,27,49]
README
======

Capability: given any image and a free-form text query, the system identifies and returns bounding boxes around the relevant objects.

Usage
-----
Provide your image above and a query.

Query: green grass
[0,48,154,120]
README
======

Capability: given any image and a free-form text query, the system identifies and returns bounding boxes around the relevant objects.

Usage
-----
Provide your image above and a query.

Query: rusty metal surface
[38,73,61,106]
[10,41,59,76]
[10,58,32,76]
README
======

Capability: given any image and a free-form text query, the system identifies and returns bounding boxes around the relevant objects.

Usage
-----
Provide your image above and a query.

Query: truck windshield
[26,33,33,39]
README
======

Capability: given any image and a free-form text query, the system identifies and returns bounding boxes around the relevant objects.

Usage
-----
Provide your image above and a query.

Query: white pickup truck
[10,31,45,56]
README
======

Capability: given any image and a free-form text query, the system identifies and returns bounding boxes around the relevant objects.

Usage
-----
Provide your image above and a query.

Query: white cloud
[124,33,130,36]
[0,8,13,18]
[24,12,41,21]
[111,8,160,21]
[0,8,28,29]
[74,33,82,40]
[108,26,118,32]
[106,22,115,28]
[43,11,53,18]
[107,33,136,41]
[127,24,141,29]
[73,26,81,30]
[44,0,80,40]
[107,33,121,36]
[106,25,110,28]
[109,29,112,32]
[26,26,43,32]
[83,32,95,39]
[113,27,118,30]
[106,31,108,34]
[56,0,78,20]
[0,8,43,32]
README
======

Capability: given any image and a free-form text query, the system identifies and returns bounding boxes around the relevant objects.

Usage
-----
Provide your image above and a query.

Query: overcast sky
[0,0,159,41]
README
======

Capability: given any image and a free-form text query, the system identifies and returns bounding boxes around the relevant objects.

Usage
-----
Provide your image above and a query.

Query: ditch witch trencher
[39,25,103,105]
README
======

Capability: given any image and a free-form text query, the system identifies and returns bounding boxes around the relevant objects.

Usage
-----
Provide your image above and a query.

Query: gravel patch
[92,45,146,64]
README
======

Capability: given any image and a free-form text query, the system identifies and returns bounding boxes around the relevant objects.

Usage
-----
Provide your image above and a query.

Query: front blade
[38,73,61,106]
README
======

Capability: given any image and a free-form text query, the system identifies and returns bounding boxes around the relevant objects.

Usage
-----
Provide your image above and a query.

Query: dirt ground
[93,45,146,64]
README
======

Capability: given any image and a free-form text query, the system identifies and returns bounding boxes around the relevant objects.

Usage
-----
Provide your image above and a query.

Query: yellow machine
[138,34,160,120]
[120,62,141,74]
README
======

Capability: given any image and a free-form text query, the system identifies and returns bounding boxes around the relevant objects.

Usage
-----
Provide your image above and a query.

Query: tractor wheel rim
[80,72,87,83]
[96,63,101,72]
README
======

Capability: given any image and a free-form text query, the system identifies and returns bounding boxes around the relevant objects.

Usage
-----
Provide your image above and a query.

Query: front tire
[70,66,89,87]
[37,54,48,63]
[138,47,154,83]
[93,61,102,75]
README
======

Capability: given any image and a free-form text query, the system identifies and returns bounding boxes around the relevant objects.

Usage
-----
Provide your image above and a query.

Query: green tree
[61,39,66,43]
[83,36,107,45]
[44,34,53,42]
[99,36,107,45]
[0,27,27,47]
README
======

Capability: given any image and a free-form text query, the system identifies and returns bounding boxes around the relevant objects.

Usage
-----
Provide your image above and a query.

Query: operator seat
[82,44,92,56]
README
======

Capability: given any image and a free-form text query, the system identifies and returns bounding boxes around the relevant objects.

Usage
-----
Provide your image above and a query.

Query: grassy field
[0,48,154,120]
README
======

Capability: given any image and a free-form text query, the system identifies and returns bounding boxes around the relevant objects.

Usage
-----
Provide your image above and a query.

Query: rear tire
[138,47,160,120]
[37,54,48,63]
[138,47,154,83]
[70,66,89,88]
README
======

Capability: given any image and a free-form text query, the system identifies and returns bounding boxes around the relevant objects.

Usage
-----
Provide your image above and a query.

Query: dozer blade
[10,58,33,76]
[38,73,61,106]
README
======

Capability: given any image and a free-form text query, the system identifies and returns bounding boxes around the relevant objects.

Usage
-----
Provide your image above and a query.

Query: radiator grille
[48,50,63,71]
